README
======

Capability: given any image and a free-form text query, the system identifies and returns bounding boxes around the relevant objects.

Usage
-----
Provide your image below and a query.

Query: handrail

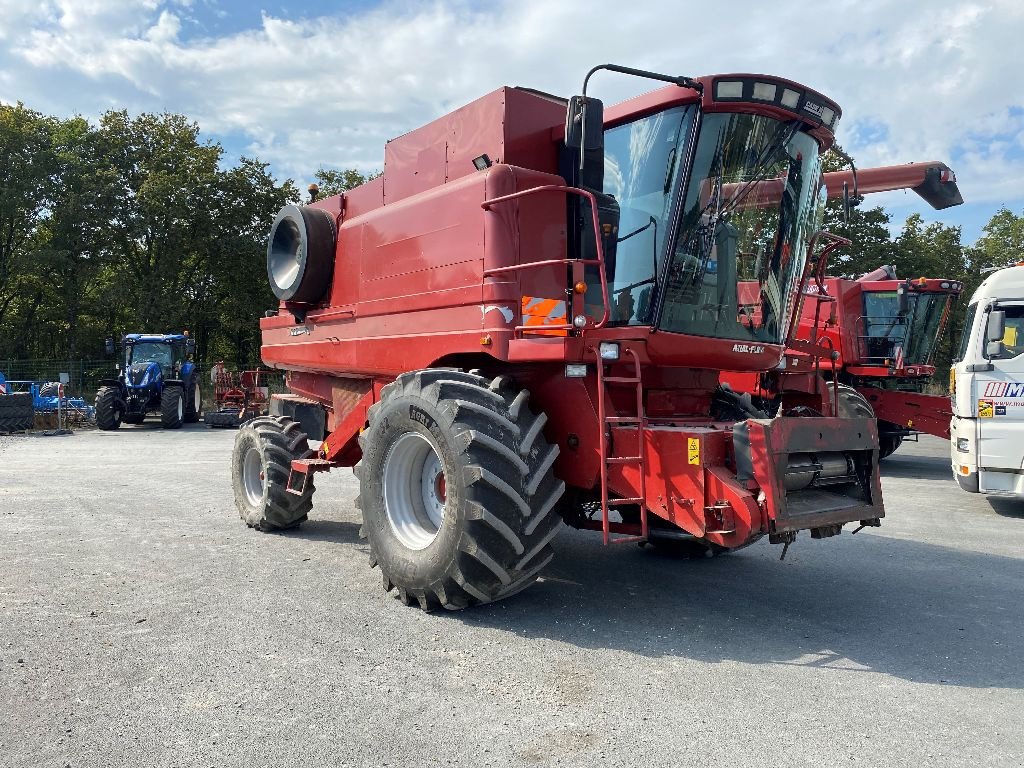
[481,184,611,330]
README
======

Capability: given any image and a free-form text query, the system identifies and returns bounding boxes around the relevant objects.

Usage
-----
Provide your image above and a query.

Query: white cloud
[0,0,1021,234]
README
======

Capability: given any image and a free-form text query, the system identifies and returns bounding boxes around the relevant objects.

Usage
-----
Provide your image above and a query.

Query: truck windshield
[861,291,953,365]
[657,112,824,344]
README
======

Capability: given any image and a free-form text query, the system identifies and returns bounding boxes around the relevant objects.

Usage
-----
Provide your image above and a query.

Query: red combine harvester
[204,363,274,428]
[232,65,890,610]
[725,162,964,458]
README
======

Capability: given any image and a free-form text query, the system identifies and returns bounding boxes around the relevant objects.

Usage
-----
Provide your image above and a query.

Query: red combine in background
[230,65,900,610]
[725,161,964,458]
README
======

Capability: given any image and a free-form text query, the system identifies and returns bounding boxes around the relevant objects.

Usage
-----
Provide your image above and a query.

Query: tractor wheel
[160,386,184,429]
[94,386,123,431]
[183,375,201,423]
[232,416,315,530]
[0,392,35,433]
[356,370,565,611]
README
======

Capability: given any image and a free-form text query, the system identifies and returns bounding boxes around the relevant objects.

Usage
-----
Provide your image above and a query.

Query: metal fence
[0,359,117,398]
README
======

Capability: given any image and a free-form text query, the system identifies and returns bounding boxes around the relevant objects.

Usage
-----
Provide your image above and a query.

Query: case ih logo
[983,381,1024,398]
[732,344,765,354]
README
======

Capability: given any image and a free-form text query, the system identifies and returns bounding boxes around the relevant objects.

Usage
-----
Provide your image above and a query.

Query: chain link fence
[0,359,118,399]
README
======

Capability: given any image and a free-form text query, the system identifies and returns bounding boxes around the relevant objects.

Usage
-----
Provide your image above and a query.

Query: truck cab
[950,265,1024,495]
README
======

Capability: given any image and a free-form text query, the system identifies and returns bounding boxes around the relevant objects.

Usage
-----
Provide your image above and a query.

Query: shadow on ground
[447,528,1023,691]
[988,496,1024,519]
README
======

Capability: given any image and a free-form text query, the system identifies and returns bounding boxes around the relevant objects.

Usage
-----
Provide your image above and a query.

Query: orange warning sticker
[978,400,994,418]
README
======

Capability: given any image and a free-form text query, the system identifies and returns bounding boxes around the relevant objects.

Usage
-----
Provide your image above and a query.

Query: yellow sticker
[978,400,994,418]
[321,439,330,457]
[687,437,700,465]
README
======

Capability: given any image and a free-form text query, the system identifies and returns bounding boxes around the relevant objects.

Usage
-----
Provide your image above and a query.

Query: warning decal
[687,437,700,465]
[978,400,994,418]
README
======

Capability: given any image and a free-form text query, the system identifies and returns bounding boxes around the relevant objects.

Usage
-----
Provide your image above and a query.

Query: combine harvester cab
[233,65,896,609]
[950,264,1024,496]
[94,333,201,430]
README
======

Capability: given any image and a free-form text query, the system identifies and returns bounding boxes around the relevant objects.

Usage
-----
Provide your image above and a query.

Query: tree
[313,167,380,198]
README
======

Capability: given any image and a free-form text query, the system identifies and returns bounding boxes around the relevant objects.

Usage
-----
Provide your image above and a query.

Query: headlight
[956,438,970,453]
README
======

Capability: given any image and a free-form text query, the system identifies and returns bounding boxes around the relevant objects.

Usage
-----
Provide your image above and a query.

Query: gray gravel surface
[1,425,1022,767]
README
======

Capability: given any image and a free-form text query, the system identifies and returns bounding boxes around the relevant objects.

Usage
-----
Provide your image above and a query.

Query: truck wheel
[160,386,184,429]
[232,416,315,530]
[356,370,565,611]
[183,375,201,423]
[94,386,123,430]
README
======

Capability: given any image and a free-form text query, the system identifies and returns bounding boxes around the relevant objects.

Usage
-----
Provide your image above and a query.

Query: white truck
[950,264,1024,496]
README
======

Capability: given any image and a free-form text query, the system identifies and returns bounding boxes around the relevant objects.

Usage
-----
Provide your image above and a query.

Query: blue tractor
[94,333,201,430]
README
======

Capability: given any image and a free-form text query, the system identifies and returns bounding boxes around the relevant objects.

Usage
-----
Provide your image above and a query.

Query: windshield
[861,291,953,365]
[657,112,824,344]
[128,342,176,373]
[953,302,978,363]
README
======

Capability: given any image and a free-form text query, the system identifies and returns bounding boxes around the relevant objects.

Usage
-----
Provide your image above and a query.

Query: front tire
[160,386,184,429]
[232,416,315,530]
[94,386,123,431]
[357,370,565,611]
[184,375,201,423]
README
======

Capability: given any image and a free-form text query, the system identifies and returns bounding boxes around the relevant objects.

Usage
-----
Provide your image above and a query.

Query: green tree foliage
[313,167,380,198]
[0,103,296,370]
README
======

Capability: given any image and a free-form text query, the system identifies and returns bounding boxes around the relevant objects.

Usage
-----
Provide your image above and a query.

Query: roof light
[941,282,950,289]
[715,80,744,99]
[820,106,835,125]
[752,82,777,101]
[781,88,801,108]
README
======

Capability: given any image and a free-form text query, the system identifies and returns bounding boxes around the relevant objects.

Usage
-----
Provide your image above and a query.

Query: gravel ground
[1,425,1022,767]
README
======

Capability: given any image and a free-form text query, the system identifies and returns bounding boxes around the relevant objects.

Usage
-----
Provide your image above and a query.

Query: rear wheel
[160,386,184,429]
[183,375,201,423]
[0,392,35,433]
[232,416,315,530]
[833,384,875,419]
[94,386,123,431]
[357,370,565,610]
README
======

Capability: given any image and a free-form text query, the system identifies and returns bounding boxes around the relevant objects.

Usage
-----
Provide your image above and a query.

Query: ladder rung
[606,456,642,465]
[603,376,641,384]
[607,497,644,506]
[605,416,642,424]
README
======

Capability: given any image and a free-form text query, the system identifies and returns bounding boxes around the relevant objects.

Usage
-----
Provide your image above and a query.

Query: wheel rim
[382,431,447,550]
[242,446,265,506]
[194,383,201,411]
[176,394,183,421]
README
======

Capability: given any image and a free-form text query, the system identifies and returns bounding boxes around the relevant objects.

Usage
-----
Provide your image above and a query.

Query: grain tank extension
[232,65,889,610]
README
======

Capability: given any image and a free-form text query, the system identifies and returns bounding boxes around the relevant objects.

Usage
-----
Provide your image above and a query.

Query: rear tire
[94,386,123,431]
[184,375,201,423]
[833,384,875,419]
[357,370,565,611]
[0,392,34,432]
[160,386,184,429]
[232,416,315,530]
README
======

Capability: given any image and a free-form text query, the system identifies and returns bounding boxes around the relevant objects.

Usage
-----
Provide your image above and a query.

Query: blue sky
[1,0,1021,245]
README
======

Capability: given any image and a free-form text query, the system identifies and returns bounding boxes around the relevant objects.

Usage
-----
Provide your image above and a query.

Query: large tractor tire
[160,386,184,429]
[878,433,903,460]
[0,392,35,433]
[232,416,315,530]
[94,386,123,431]
[356,370,565,611]
[183,374,201,423]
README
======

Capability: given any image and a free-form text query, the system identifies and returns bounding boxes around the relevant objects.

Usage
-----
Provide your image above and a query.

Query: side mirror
[564,95,605,191]
[186,338,196,355]
[105,337,115,356]
[987,309,1006,342]
[986,340,1006,358]
[897,286,910,316]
